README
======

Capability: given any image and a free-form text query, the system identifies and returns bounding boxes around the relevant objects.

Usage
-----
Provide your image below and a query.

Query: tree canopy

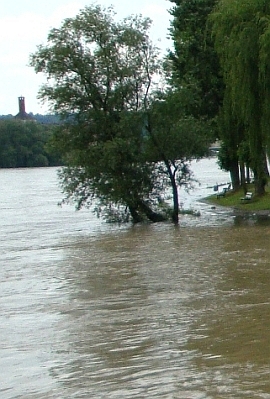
[0,119,60,168]
[143,89,211,222]
[168,0,222,121]
[210,0,270,195]
[30,5,163,223]
[30,4,211,223]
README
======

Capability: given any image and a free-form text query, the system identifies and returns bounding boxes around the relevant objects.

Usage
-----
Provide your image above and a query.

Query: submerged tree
[143,89,211,223]
[30,5,168,223]
[30,4,210,224]
[210,0,270,195]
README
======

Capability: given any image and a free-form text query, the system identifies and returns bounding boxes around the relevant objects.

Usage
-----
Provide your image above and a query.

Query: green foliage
[168,0,223,121]
[210,0,270,194]
[30,5,166,223]
[30,4,210,223]
[146,90,211,160]
[30,5,160,118]
[142,89,212,223]
[0,119,60,168]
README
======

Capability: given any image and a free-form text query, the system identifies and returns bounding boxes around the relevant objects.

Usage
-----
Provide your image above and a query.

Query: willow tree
[210,0,270,195]
[216,89,244,190]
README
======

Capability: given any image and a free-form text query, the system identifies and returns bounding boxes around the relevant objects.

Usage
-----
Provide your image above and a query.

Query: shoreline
[201,197,270,218]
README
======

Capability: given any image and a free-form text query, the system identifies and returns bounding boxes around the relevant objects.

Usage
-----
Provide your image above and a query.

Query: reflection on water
[1,161,270,398]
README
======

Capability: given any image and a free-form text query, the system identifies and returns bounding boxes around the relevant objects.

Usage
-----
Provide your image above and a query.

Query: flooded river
[1,158,270,398]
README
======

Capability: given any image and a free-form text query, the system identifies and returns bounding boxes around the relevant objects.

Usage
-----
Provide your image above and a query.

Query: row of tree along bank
[0,120,61,168]
[170,0,270,195]
[29,1,270,224]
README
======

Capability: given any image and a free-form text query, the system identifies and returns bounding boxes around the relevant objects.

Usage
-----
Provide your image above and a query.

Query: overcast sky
[1,0,172,115]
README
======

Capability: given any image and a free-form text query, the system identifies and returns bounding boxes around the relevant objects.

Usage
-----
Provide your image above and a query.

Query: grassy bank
[207,184,270,212]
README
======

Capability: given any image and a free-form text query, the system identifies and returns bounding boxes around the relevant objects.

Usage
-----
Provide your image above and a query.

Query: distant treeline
[0,119,62,168]
[0,114,60,124]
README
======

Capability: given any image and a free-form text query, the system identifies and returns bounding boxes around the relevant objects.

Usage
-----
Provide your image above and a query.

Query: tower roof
[14,97,34,120]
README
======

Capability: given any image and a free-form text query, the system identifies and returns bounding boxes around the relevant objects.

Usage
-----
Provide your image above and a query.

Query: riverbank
[206,184,270,215]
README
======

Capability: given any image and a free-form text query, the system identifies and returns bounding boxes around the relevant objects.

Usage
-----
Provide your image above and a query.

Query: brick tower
[14,97,33,120]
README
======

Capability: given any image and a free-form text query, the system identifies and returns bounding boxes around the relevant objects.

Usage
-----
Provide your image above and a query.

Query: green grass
[207,184,270,212]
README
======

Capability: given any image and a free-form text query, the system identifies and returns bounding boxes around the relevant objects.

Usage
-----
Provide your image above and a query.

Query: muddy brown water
[1,160,270,398]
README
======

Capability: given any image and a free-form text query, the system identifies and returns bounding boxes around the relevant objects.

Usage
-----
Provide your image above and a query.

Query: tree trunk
[250,112,266,196]
[229,159,240,190]
[171,176,179,224]
[254,178,265,196]
[253,169,266,196]
[246,165,251,184]
[239,162,247,195]
[138,201,166,223]
[128,205,143,223]
[252,151,266,196]
[263,153,269,176]
[164,161,179,224]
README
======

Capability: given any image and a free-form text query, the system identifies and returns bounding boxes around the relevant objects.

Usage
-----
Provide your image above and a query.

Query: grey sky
[1,0,172,115]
